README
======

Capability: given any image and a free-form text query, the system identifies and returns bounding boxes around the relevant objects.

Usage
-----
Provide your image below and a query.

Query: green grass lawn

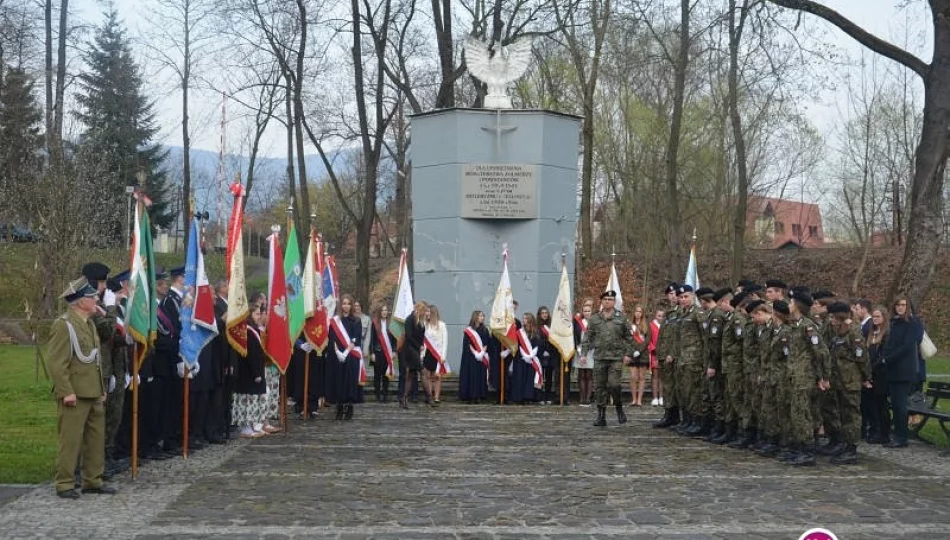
[0,345,57,484]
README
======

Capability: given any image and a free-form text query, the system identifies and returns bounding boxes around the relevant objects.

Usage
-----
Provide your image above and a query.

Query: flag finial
[692,228,697,244]
[271,224,281,234]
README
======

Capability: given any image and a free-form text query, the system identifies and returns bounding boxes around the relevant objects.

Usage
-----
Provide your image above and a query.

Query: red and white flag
[302,231,328,352]
[265,227,292,373]
[489,246,518,352]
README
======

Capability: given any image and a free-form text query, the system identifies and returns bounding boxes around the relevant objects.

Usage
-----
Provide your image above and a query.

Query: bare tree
[43,0,68,169]
[767,0,949,308]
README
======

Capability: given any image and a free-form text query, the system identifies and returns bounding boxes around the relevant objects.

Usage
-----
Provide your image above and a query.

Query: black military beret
[788,288,814,307]
[730,290,749,308]
[601,290,617,299]
[812,290,835,301]
[765,279,787,290]
[695,287,715,299]
[713,287,734,302]
[170,266,186,278]
[772,300,790,315]
[81,262,110,283]
[677,284,694,295]
[737,279,755,290]
[744,284,763,294]
[789,285,811,295]
[745,299,766,313]
[665,282,679,294]
[827,301,851,315]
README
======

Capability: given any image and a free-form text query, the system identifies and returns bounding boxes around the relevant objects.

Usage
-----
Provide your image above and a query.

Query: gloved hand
[191,362,200,377]
[336,347,348,363]
[146,376,153,383]
[633,351,641,358]
[299,342,314,353]
[125,374,132,389]
[108,375,116,393]
[103,289,117,307]
[176,362,185,378]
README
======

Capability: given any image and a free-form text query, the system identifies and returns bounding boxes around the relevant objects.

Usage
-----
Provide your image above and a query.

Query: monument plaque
[461,163,537,219]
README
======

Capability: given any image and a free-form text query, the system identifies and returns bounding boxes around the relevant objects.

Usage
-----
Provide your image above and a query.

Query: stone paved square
[1,402,948,538]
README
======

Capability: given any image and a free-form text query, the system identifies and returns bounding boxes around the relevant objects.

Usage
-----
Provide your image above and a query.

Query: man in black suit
[852,298,874,441]
[157,266,186,455]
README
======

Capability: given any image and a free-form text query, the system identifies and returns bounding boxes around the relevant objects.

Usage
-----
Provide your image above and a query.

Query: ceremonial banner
[606,261,624,312]
[127,199,157,368]
[179,218,219,369]
[284,224,305,342]
[685,243,700,306]
[322,254,338,317]
[390,248,413,345]
[489,247,518,352]
[265,228,292,373]
[549,261,575,361]
[302,231,328,352]
[226,184,249,356]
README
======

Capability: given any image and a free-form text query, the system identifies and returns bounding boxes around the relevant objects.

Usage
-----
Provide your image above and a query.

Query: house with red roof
[746,196,825,249]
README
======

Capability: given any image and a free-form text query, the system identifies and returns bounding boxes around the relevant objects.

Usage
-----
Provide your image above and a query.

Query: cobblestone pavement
[2,402,949,539]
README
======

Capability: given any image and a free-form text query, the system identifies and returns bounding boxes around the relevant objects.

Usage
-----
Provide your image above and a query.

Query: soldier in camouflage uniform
[673,285,708,437]
[712,288,739,444]
[580,290,636,427]
[697,287,725,441]
[733,290,767,449]
[756,301,789,457]
[825,302,871,464]
[652,283,682,429]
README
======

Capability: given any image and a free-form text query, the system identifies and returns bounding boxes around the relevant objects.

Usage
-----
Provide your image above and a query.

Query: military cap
[812,290,835,301]
[744,284,763,294]
[730,290,749,308]
[170,266,186,278]
[765,279,787,290]
[827,302,851,315]
[695,287,715,299]
[677,284,694,295]
[737,279,756,290]
[713,287,734,302]
[113,269,130,283]
[62,277,99,302]
[788,288,814,307]
[789,285,811,295]
[155,267,169,281]
[601,290,617,299]
[106,277,123,293]
[664,282,679,295]
[772,300,790,315]
[81,262,110,283]
[746,299,767,313]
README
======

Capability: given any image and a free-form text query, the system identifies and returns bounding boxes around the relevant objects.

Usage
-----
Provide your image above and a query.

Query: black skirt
[423,355,438,373]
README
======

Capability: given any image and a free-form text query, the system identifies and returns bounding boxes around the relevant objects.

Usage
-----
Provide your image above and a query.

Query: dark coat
[235,327,266,395]
[399,311,425,372]
[326,314,363,403]
[459,325,490,401]
[882,316,923,383]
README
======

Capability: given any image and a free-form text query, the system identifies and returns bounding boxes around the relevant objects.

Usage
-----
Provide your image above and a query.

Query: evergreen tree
[74,9,173,240]
[0,67,44,225]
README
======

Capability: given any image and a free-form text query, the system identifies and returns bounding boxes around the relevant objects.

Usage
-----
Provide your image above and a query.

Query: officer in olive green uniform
[47,277,117,498]
[745,300,774,452]
[697,287,724,441]
[652,283,681,428]
[825,302,871,464]
[710,288,738,444]
[580,290,635,427]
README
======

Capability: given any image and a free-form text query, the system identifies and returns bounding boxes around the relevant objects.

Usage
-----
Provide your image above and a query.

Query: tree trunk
[52,0,67,167]
[893,10,950,307]
[293,0,311,249]
[664,0,689,278]
[181,1,192,241]
[431,0,454,108]
[284,82,299,229]
[728,0,749,284]
[44,0,52,149]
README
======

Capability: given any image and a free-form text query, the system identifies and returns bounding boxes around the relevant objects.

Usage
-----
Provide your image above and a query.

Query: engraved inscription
[460,164,537,219]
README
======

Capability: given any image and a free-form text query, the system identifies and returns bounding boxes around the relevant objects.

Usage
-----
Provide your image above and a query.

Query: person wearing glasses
[882,296,924,448]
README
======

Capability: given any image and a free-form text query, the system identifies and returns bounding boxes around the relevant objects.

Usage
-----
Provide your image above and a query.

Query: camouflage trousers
[760,382,781,438]
[818,388,839,436]
[658,358,677,408]
[706,372,725,422]
[744,370,762,430]
[105,383,125,452]
[675,361,705,416]
[593,358,623,407]
[835,388,861,445]
[722,366,743,425]
[786,386,814,446]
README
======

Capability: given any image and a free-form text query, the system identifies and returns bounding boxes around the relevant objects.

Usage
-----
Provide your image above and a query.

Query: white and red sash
[632,323,645,345]
[331,315,366,385]
[374,319,395,379]
[424,333,451,375]
[648,320,661,353]
[517,328,543,388]
[464,327,489,368]
[574,314,587,333]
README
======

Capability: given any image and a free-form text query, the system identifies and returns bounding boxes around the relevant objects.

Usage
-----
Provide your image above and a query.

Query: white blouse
[424,321,448,359]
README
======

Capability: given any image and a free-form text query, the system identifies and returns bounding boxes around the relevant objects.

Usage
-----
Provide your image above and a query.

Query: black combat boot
[756,436,780,457]
[593,406,607,427]
[777,445,798,462]
[382,381,390,403]
[674,412,692,435]
[712,422,735,445]
[815,434,846,457]
[344,403,354,421]
[705,420,725,443]
[687,415,708,437]
[788,445,816,466]
[613,390,627,424]
[830,444,858,465]
[653,407,678,428]
[728,427,752,448]
[750,430,769,452]
[335,403,345,421]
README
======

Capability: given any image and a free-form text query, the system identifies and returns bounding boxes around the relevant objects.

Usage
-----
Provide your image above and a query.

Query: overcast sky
[74,0,934,159]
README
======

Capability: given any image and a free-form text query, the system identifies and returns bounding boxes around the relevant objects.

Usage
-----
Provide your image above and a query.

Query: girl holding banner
[423,305,449,405]
[458,310,490,403]
[327,294,365,421]
[370,304,396,402]
[398,301,430,409]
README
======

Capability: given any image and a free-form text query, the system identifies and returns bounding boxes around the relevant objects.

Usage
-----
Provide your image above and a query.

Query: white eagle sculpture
[464,35,534,109]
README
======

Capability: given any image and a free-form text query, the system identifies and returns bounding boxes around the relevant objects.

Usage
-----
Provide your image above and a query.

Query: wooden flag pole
[303,351,311,420]
[183,367,190,459]
[560,359,565,406]
[280,373,288,433]
[499,353,505,405]
[131,344,139,479]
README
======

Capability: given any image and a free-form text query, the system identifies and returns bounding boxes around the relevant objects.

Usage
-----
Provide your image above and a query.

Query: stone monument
[410,38,580,371]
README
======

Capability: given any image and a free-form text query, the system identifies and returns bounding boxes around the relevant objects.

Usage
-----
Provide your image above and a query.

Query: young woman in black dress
[458,310,490,403]
[328,294,364,420]
[370,304,397,402]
